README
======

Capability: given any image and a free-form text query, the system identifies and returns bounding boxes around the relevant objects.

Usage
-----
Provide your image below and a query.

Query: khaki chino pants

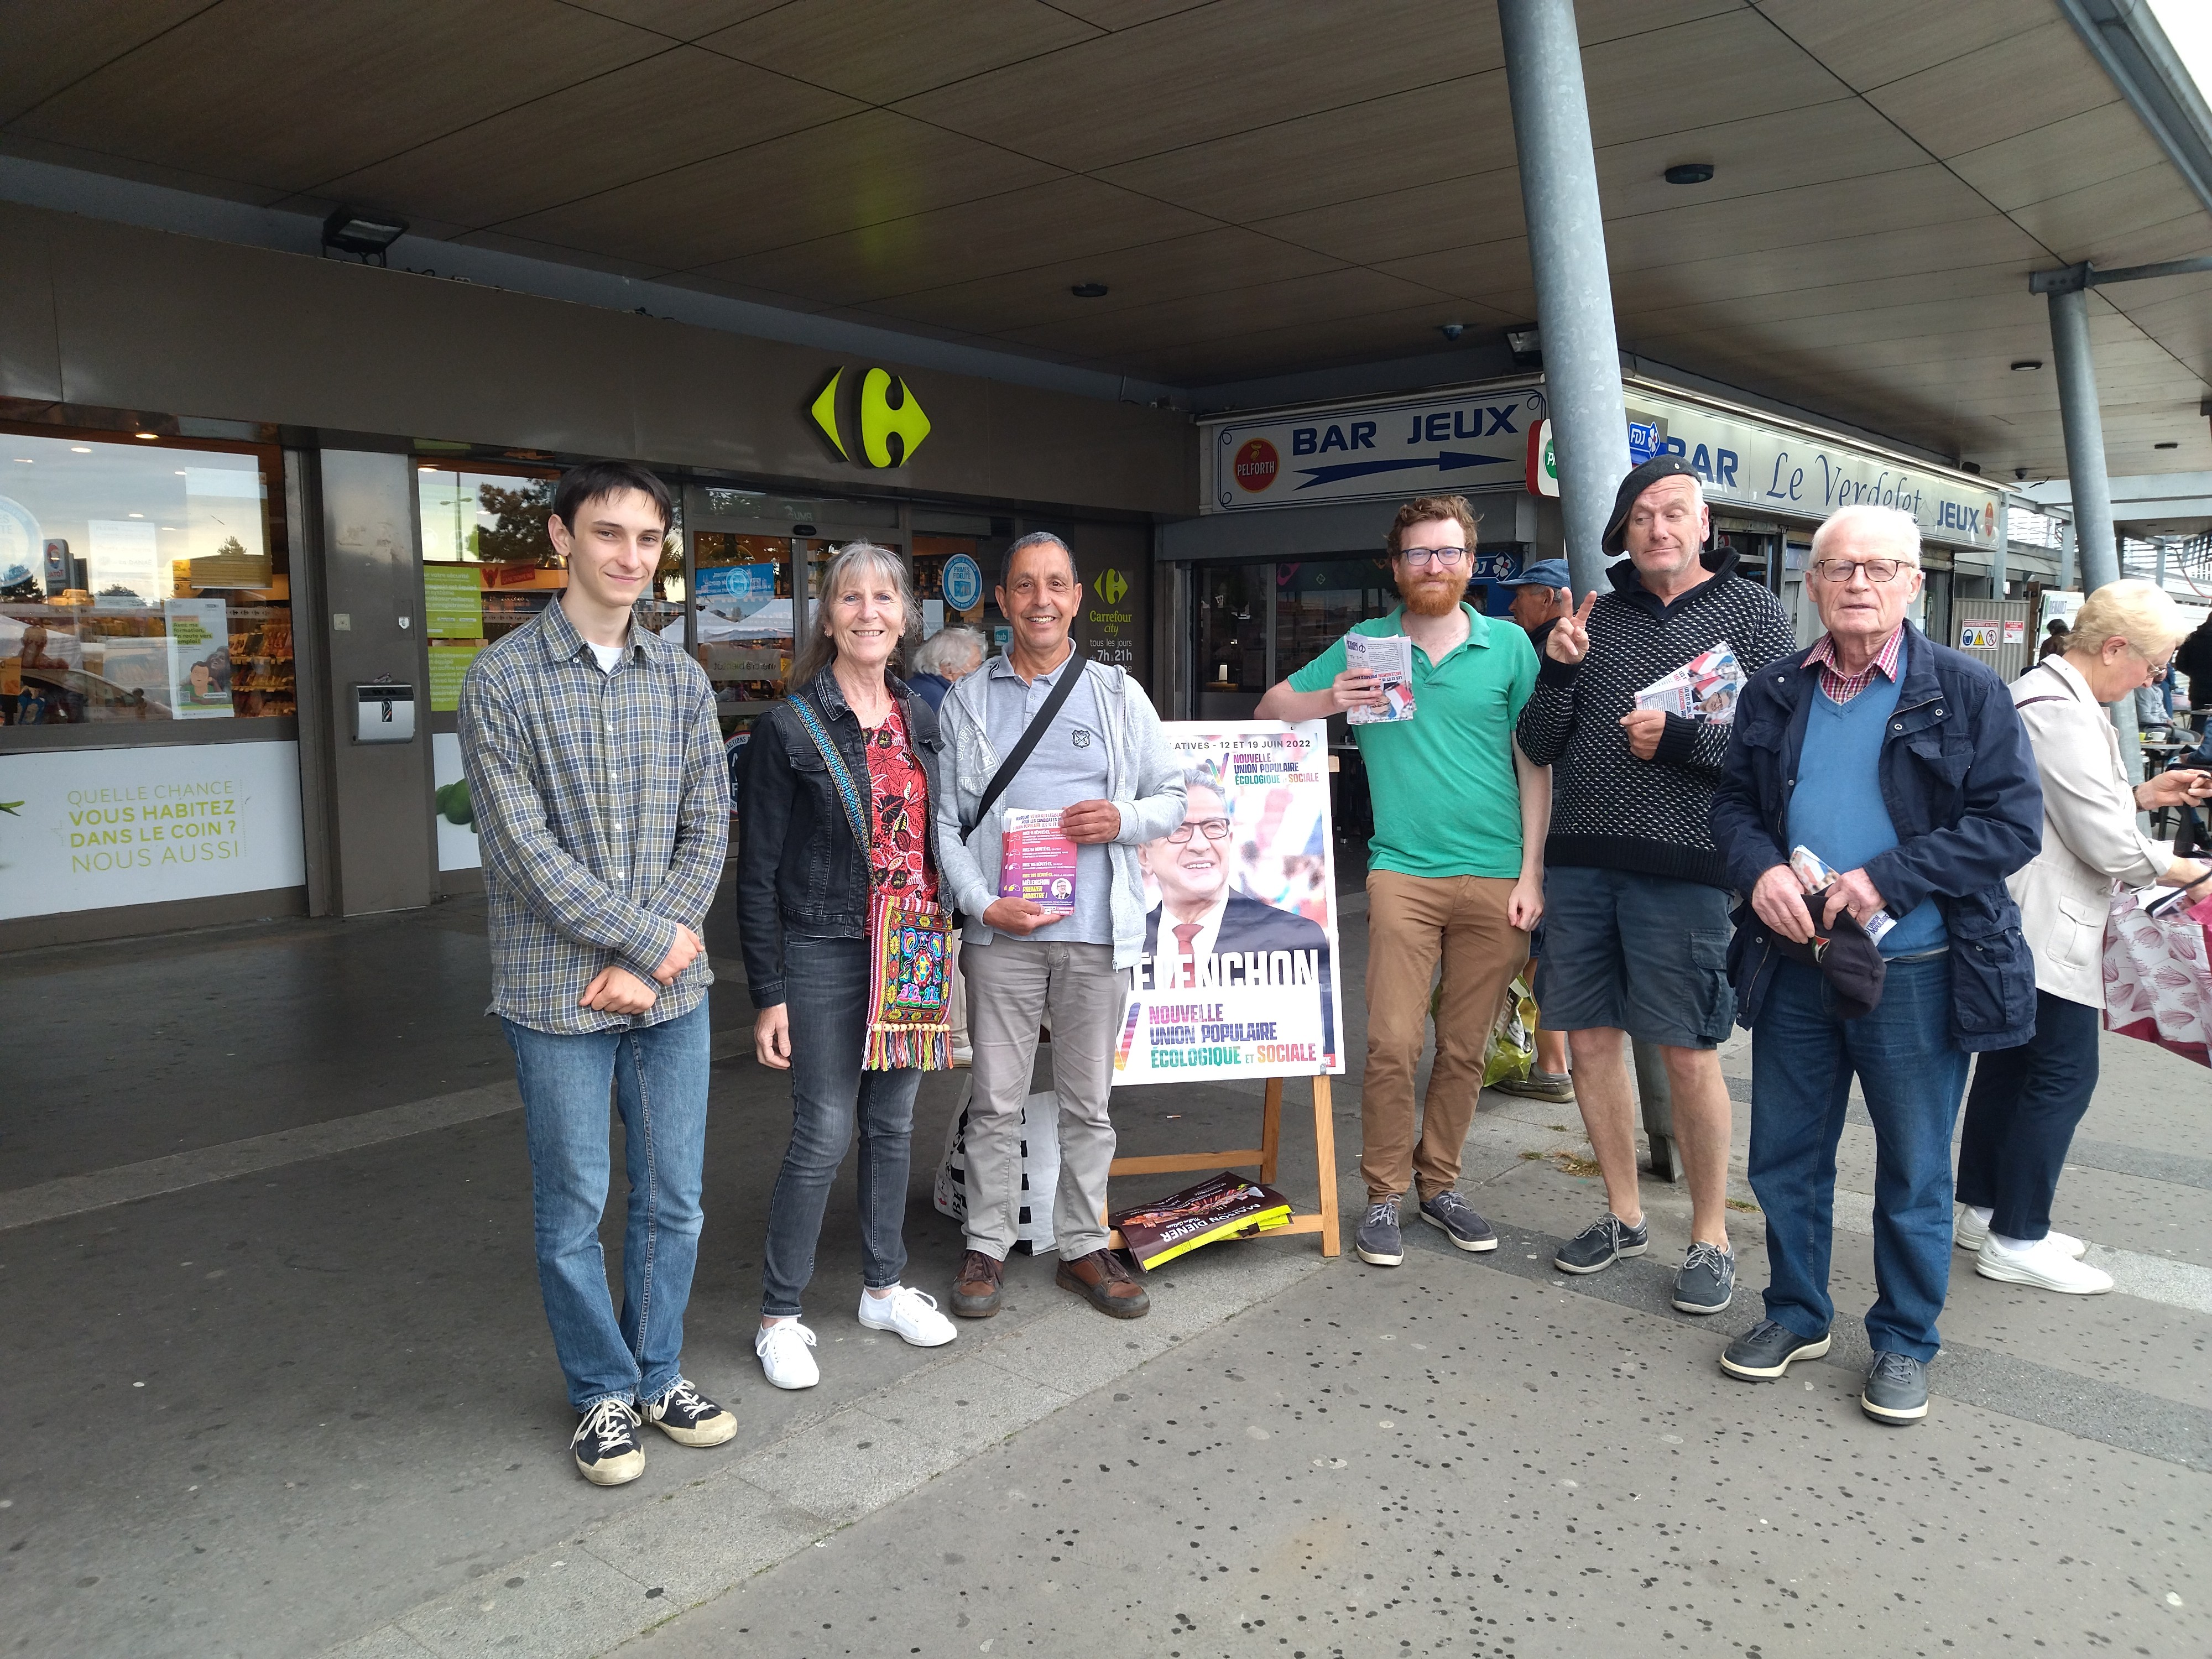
[1360,871,1526,1204]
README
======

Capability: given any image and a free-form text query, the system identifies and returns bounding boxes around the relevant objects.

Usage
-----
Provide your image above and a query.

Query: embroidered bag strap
[786,693,874,873]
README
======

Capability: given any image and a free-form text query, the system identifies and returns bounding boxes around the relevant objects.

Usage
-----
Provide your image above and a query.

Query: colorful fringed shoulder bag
[786,692,953,1071]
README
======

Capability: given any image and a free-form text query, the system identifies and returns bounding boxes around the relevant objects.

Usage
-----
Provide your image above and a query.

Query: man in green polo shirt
[1258,494,1550,1267]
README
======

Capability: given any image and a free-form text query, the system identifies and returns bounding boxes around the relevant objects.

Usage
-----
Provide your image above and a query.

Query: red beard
[1401,575,1464,617]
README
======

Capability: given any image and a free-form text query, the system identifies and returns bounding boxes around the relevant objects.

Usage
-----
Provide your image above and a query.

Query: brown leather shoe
[951,1249,1004,1318]
[1055,1249,1150,1319]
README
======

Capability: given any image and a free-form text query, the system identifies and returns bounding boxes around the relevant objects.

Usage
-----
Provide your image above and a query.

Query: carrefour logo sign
[809,366,932,467]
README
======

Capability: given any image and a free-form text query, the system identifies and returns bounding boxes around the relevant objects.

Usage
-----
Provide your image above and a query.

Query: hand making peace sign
[1543,589,1597,664]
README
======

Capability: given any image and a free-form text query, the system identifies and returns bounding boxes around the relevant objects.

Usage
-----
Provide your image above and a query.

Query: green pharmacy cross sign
[809,367,932,468]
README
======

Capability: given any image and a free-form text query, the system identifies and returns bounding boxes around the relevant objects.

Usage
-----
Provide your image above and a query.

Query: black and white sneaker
[1719,1318,1831,1381]
[1672,1240,1735,1313]
[1553,1212,1648,1275]
[1418,1190,1498,1252]
[643,1376,737,1447]
[1355,1198,1404,1266]
[571,1396,646,1486]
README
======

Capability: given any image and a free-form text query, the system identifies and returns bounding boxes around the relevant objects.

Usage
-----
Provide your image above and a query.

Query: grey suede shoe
[1355,1198,1404,1266]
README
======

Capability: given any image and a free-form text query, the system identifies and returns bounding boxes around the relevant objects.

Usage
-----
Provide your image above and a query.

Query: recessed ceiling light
[2155,440,2180,449]
[70,445,91,453]
[12,458,30,464]
[1664,163,1714,185]
[2010,359,2043,371]
[175,469,187,476]
[134,431,159,440]
[1070,281,1109,298]
[129,512,144,518]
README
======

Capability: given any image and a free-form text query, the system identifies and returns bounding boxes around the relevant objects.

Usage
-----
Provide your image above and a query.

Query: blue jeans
[1748,956,1969,1363]
[502,1001,711,1412]
[759,934,924,1317]
[1955,990,2100,1243]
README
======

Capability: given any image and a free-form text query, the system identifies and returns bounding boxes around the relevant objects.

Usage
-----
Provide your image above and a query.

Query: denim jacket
[1708,623,2043,1051]
[734,666,943,1009]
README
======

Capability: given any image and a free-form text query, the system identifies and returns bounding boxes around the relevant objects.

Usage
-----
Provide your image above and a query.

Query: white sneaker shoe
[858,1284,959,1347]
[1954,1207,2085,1258]
[1975,1235,2113,1294]
[755,1318,820,1389]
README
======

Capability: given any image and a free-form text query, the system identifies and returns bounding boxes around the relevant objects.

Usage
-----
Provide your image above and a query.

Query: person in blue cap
[1493,557,1577,1101]
[1497,557,1573,655]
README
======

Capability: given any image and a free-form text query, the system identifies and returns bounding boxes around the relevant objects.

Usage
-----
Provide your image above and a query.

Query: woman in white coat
[1956,580,2212,1292]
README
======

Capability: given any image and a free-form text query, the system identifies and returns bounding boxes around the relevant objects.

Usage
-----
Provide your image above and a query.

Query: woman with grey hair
[909,624,986,712]
[1957,578,2212,1293]
[737,541,959,1390]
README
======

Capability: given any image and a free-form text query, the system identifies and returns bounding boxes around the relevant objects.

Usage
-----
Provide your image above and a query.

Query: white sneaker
[857,1284,959,1348]
[755,1318,820,1389]
[1954,1206,2085,1258]
[1975,1235,2113,1294]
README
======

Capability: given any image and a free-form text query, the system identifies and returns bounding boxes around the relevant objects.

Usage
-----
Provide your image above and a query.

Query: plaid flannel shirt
[459,598,729,1035]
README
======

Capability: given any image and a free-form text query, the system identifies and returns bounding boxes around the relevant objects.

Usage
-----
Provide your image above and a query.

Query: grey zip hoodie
[932,653,1188,969]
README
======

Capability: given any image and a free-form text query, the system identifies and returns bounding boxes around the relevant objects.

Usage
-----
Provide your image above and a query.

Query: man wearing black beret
[1515,455,1797,1316]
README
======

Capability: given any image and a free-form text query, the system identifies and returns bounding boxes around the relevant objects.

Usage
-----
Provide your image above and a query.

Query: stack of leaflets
[1344,632,1416,724]
[1110,1172,1293,1270]
[1634,640,1744,721]
[1000,807,1078,911]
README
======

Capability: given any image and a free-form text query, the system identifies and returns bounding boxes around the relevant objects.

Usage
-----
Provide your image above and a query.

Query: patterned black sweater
[1515,550,1797,890]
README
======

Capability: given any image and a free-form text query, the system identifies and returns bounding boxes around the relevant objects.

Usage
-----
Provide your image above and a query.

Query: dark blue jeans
[759,933,924,1317]
[1955,990,2100,1243]
[502,1000,711,1413]
[1748,956,1969,1363]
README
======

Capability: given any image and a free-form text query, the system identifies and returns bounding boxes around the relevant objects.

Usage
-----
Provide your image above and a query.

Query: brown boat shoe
[951,1249,1005,1318]
[1056,1248,1150,1319]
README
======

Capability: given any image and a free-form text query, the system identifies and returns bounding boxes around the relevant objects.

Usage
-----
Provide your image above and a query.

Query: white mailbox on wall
[353,682,416,744]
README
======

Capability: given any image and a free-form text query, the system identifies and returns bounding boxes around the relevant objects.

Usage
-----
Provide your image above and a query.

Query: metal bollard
[1631,1037,1683,1182]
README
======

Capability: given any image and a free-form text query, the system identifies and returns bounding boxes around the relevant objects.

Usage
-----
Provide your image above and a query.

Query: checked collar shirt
[1805,624,1906,705]
[458,597,729,1035]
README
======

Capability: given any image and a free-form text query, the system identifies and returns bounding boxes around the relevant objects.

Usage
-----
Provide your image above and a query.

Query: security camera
[1439,323,1465,342]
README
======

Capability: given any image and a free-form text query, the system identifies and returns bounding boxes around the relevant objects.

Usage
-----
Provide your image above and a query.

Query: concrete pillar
[1500,0,1629,601]
[2048,286,2121,590]
[2046,286,2140,778]
[2059,518,2075,591]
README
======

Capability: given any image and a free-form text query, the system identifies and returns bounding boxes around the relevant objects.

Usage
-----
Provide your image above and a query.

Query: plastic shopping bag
[2103,887,2212,1068]
[1481,973,1540,1087]
[932,1082,1063,1251]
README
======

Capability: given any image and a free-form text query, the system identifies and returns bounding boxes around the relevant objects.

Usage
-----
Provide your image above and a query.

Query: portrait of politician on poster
[1120,720,1343,1083]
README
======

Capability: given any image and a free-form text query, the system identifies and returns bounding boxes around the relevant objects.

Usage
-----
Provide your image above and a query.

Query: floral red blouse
[861,701,935,901]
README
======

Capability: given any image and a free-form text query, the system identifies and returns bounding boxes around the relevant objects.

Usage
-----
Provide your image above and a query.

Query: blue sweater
[1786,675,1946,954]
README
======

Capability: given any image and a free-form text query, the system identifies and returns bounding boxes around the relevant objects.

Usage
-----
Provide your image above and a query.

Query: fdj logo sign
[809,366,931,467]
[1095,567,1129,605]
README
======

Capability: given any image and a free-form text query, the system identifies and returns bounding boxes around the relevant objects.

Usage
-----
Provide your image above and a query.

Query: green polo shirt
[1287,603,1538,879]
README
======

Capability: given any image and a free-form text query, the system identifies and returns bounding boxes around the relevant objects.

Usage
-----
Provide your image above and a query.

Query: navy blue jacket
[1709,622,2043,1051]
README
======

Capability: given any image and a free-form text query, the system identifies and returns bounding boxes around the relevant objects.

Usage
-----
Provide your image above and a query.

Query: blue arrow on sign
[1293,450,1517,489]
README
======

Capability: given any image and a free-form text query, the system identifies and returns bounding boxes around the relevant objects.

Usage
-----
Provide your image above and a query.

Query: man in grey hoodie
[933,532,1187,1320]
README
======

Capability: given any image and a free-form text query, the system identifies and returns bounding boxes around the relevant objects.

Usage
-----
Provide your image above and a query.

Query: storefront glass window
[693,531,796,742]
[1194,564,1271,719]
[0,429,291,731]
[1276,557,1396,684]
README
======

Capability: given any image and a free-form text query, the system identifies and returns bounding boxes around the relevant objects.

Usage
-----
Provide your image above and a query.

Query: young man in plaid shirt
[460,461,734,1485]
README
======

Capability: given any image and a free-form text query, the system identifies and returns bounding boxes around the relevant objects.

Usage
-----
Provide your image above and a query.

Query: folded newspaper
[1634,640,1744,721]
[1109,1172,1293,1270]
[1345,632,1416,724]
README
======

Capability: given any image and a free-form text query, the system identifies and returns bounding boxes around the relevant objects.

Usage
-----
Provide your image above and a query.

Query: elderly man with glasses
[1258,494,1548,1267]
[1709,503,2042,1426]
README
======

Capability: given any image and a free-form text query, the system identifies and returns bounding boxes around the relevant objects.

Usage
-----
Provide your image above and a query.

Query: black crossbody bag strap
[959,653,1084,844]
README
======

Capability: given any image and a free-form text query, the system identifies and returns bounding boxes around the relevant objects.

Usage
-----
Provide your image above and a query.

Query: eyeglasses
[1165,817,1232,844]
[1399,546,1468,569]
[1809,557,1913,584]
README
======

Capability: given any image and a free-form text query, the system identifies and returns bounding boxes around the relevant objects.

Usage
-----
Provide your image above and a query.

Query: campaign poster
[163,596,233,719]
[1117,719,1343,1083]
